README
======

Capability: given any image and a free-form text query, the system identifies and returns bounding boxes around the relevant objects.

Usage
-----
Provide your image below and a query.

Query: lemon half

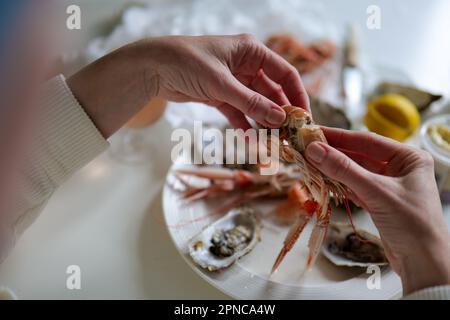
[365,94,421,142]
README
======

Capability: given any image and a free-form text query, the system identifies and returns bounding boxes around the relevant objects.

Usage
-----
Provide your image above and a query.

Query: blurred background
[1,0,450,299]
[61,0,450,92]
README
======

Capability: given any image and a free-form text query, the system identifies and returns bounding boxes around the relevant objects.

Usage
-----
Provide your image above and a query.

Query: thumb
[305,142,376,194]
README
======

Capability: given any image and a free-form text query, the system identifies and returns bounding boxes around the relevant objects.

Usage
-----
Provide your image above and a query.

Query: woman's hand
[305,127,450,295]
[68,34,309,137]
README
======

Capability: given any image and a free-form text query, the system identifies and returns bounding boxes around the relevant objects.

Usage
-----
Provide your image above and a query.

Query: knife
[342,25,364,126]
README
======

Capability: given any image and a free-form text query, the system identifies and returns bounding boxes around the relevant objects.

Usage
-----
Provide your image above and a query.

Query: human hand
[143,35,309,129]
[68,34,309,137]
[305,127,450,295]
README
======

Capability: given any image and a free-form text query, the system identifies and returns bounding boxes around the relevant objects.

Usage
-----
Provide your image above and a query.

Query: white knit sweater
[1,75,449,300]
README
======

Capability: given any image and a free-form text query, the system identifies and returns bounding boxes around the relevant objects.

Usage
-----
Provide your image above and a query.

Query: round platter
[162,163,402,300]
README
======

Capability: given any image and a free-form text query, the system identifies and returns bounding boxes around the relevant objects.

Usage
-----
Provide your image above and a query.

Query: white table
[1,0,450,299]
[0,119,230,299]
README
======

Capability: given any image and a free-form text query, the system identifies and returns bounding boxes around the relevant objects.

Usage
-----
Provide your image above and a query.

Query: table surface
[1,0,450,299]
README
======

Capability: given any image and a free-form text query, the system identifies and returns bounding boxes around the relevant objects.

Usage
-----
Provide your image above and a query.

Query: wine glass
[109,97,167,165]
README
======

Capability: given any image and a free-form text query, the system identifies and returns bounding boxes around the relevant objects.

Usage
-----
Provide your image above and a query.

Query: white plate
[162,163,402,300]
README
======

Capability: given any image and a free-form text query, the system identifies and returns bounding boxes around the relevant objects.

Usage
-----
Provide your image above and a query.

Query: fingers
[213,34,310,127]
[321,127,413,162]
[305,142,377,194]
[230,34,309,111]
[337,148,388,174]
[219,76,286,128]
[259,46,310,111]
[221,70,287,128]
[251,69,290,106]
[216,103,253,130]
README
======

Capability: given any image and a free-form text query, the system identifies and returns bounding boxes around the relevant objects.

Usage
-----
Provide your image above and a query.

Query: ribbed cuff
[35,74,109,186]
[13,75,109,234]
[403,285,450,300]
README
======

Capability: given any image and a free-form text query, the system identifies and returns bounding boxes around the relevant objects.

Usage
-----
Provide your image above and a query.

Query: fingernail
[306,143,327,163]
[266,107,285,126]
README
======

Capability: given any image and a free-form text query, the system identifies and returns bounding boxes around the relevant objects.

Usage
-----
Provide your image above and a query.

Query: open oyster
[310,97,351,130]
[322,223,388,267]
[189,206,262,271]
[373,82,442,112]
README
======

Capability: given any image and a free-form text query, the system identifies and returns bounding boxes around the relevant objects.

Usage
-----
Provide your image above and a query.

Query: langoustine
[269,106,356,274]
[173,164,304,219]
[266,34,336,75]
[172,106,362,275]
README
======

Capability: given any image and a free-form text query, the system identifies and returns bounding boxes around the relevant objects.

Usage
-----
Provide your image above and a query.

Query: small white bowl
[421,114,450,202]
[420,114,450,169]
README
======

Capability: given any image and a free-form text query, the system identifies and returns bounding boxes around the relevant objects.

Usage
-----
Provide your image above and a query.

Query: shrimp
[270,106,355,274]
[270,182,316,273]
[173,165,303,215]
[266,34,336,74]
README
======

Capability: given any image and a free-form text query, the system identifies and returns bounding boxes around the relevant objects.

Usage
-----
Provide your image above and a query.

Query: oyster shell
[189,206,261,271]
[322,223,388,267]
[310,97,351,130]
[373,82,442,112]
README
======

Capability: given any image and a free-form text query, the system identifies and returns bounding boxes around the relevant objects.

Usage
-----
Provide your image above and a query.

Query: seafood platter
[163,33,445,299]
[163,106,400,299]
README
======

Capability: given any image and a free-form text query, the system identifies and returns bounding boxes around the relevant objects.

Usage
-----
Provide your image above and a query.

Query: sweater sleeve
[403,285,450,300]
[12,74,109,237]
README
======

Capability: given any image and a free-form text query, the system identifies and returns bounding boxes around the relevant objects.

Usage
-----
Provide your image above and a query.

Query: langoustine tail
[305,218,329,271]
[271,212,311,275]
[305,200,331,273]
